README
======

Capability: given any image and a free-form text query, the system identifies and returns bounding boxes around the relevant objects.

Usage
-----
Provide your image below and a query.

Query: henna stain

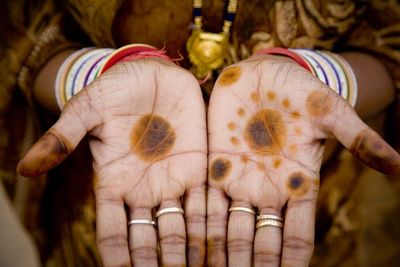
[291,111,300,119]
[210,158,232,180]
[240,155,249,163]
[227,122,236,131]
[17,131,70,177]
[273,158,282,169]
[237,108,245,117]
[257,161,266,171]
[350,129,400,175]
[218,66,242,86]
[295,127,302,135]
[306,90,333,117]
[251,91,260,102]
[267,91,276,101]
[282,98,290,108]
[286,172,312,197]
[130,114,176,162]
[244,109,286,155]
[230,136,240,146]
[289,144,298,155]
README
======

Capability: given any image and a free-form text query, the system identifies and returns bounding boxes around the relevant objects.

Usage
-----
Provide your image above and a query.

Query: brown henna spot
[130,114,176,162]
[286,172,312,197]
[282,98,290,108]
[295,127,302,135]
[257,161,266,171]
[244,109,286,155]
[218,66,242,86]
[273,158,282,169]
[291,111,300,119]
[350,129,400,175]
[289,144,298,155]
[251,91,260,102]
[267,91,276,101]
[238,108,245,117]
[306,89,333,117]
[210,158,232,180]
[240,155,249,163]
[227,122,236,131]
[230,137,240,146]
[17,131,70,177]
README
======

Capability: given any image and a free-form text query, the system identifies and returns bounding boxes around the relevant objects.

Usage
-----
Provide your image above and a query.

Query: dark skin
[19,58,208,267]
[207,54,400,267]
[19,48,398,267]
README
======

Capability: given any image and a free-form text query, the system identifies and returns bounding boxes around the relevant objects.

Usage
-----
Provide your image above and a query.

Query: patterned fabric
[0,0,399,266]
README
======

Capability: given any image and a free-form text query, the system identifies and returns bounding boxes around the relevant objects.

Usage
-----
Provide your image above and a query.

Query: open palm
[18,59,207,267]
[207,54,400,267]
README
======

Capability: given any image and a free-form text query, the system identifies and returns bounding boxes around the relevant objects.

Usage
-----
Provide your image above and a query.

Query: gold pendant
[186,30,229,79]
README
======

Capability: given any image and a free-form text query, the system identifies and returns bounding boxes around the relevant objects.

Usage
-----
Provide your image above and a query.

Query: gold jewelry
[228,207,256,215]
[256,219,284,229]
[155,207,184,218]
[186,0,238,79]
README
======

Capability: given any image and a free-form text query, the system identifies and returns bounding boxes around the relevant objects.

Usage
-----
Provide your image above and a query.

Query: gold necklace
[186,0,238,79]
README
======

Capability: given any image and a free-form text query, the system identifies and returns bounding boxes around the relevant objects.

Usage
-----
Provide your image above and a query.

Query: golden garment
[0,0,399,266]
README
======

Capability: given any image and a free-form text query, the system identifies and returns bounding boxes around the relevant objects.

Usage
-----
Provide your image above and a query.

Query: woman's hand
[18,58,207,267]
[207,54,400,267]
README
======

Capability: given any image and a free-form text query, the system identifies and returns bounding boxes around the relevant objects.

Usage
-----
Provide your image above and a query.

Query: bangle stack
[256,48,358,107]
[55,44,172,111]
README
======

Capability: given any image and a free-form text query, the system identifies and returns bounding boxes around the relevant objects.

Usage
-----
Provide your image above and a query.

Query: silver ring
[127,219,156,226]
[228,207,256,215]
[155,207,184,218]
[257,214,283,221]
[256,219,284,229]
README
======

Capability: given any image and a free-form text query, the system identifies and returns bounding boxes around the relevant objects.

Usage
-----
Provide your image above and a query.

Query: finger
[129,208,158,267]
[253,207,282,267]
[95,192,131,267]
[184,185,206,267]
[207,186,229,267]
[17,88,102,177]
[281,192,318,267]
[227,202,256,267]
[157,200,186,266]
[306,87,400,175]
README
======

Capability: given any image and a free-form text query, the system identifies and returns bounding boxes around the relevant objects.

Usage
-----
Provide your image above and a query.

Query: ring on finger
[228,207,256,215]
[128,219,156,226]
[256,219,284,229]
[257,214,283,221]
[155,207,184,218]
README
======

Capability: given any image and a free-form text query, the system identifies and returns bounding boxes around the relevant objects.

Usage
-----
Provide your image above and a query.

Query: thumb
[17,89,101,177]
[309,87,400,175]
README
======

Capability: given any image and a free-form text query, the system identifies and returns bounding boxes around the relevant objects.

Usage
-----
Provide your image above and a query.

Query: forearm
[340,52,395,120]
[33,49,77,114]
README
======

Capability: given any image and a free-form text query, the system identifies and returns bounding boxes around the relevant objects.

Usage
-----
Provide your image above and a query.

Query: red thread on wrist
[98,44,173,75]
[255,47,312,72]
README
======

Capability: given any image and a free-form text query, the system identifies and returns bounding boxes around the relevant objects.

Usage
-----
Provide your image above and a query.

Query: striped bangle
[55,44,173,111]
[293,49,357,107]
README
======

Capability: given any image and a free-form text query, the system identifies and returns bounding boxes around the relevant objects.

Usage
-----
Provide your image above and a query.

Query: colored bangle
[255,47,313,73]
[98,44,173,75]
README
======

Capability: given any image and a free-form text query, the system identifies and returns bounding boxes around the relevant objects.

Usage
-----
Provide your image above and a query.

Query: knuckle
[207,235,226,250]
[253,249,280,264]
[160,233,186,246]
[227,238,252,252]
[97,234,128,250]
[283,236,314,253]
[130,246,157,260]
